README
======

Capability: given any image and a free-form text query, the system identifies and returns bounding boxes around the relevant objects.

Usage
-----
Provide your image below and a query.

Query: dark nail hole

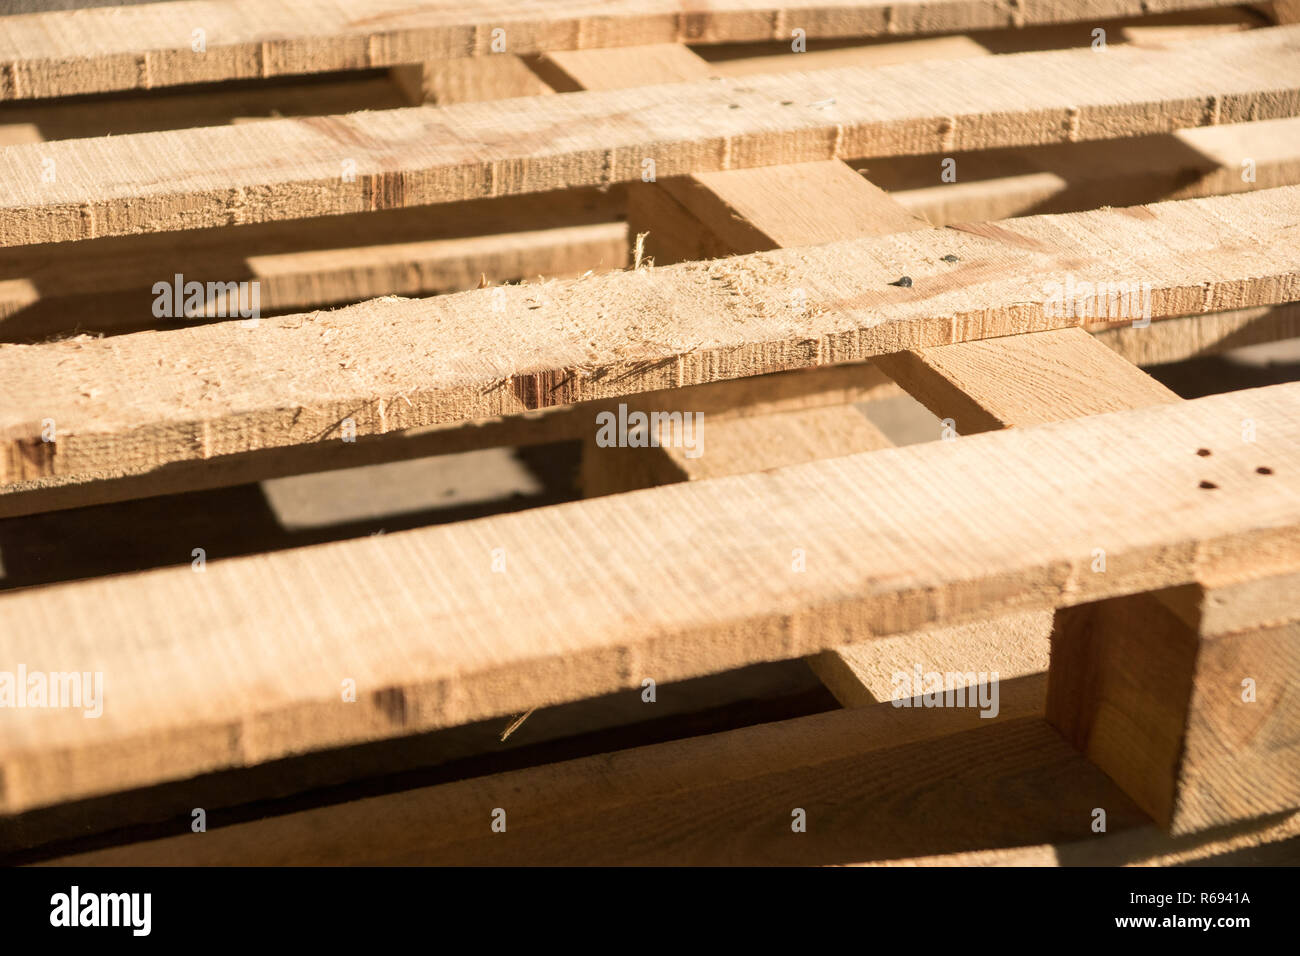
[941,254,959,263]
[1199,480,1218,490]
[1257,466,1273,475]
[889,276,913,288]
[1196,448,1212,457]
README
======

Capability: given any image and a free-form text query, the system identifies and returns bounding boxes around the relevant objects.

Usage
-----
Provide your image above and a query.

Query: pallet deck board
[43,706,1133,866]
[1,383,1298,812]
[4,186,1299,486]
[2,27,1300,246]
[0,364,899,519]
[0,0,1259,100]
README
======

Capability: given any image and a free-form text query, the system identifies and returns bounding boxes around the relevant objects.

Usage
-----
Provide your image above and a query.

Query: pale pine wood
[0,188,627,342]
[564,47,1040,712]
[560,44,905,497]
[3,27,1300,246]
[664,162,926,250]
[0,657,826,857]
[534,44,712,91]
[0,71,411,145]
[390,56,553,105]
[0,384,1298,812]
[1094,303,1300,366]
[1048,565,1300,835]
[811,612,1053,707]
[38,700,1129,865]
[676,14,1300,228]
[0,364,899,518]
[702,35,992,75]
[867,809,1300,866]
[40,707,1300,866]
[875,327,1182,435]
[581,403,893,497]
[831,330,1176,700]
[883,116,1300,226]
[0,0,1255,100]
[5,186,1299,487]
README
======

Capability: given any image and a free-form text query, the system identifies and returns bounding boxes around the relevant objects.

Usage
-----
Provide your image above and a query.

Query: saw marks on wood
[876,327,1182,435]
[0,0,1258,100]
[2,27,1300,245]
[4,186,1300,485]
[0,384,1298,812]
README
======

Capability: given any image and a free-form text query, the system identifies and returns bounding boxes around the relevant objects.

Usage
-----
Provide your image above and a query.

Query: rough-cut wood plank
[563,45,907,496]
[829,331,1175,701]
[38,699,1129,865]
[867,808,1300,865]
[1048,565,1300,835]
[701,34,992,75]
[687,9,1286,230]
[700,5,1265,71]
[1094,302,1300,365]
[0,70,412,145]
[880,116,1300,226]
[0,657,828,858]
[1,383,1298,812]
[3,27,1300,247]
[0,363,898,518]
[5,186,1299,486]
[875,327,1182,434]
[560,48,1010,710]
[0,0,1255,101]
[533,44,712,92]
[873,296,1294,833]
[582,403,893,498]
[1120,10,1259,46]
[665,161,926,250]
[811,612,1053,707]
[0,188,627,342]
[390,56,553,105]
[38,709,1300,866]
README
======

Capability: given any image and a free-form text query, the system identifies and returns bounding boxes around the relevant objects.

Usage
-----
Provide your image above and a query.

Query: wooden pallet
[1,0,1299,866]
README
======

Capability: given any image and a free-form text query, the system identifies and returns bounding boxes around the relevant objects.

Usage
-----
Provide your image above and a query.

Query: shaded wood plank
[879,116,1300,225]
[1048,565,1300,834]
[1094,302,1300,366]
[39,700,1136,865]
[0,188,628,342]
[0,383,1298,812]
[38,701,1300,866]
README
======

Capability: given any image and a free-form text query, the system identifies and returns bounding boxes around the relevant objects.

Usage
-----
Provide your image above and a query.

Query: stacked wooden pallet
[1,0,1298,866]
